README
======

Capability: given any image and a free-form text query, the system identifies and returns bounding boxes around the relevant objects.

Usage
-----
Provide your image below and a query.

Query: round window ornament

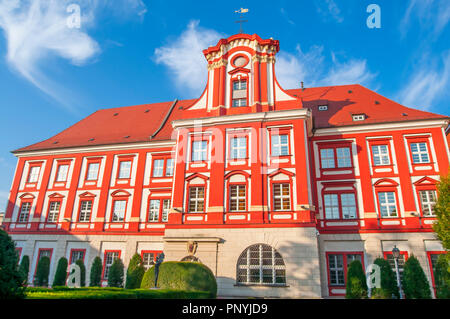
[232,55,248,68]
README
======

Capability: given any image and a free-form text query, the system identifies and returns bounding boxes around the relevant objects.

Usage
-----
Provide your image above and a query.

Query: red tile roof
[13,84,448,153]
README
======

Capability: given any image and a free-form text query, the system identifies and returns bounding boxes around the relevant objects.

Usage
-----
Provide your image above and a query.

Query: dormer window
[232,80,247,107]
[318,105,328,111]
[352,114,366,121]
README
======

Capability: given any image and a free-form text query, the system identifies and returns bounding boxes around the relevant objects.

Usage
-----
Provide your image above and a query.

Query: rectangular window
[378,192,398,217]
[18,202,31,223]
[323,191,358,220]
[192,141,207,162]
[232,80,247,107]
[27,166,40,183]
[372,145,390,166]
[148,199,160,222]
[229,185,246,211]
[78,200,92,222]
[56,164,69,182]
[165,159,174,177]
[410,142,430,163]
[271,135,289,157]
[86,162,100,181]
[142,252,156,269]
[47,201,61,223]
[324,194,340,219]
[336,147,352,168]
[103,251,120,279]
[419,190,437,217]
[112,200,126,222]
[328,253,363,287]
[152,159,164,177]
[188,187,205,213]
[118,160,132,179]
[230,137,247,159]
[273,183,291,211]
[162,199,170,222]
[70,250,85,264]
[320,149,335,169]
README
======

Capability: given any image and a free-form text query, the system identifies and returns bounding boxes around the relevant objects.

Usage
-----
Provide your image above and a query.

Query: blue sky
[0,0,449,211]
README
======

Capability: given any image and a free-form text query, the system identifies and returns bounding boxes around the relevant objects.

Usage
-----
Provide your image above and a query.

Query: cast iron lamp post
[392,246,403,299]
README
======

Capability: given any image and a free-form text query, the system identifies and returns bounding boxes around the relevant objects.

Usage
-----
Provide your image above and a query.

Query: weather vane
[235,8,249,34]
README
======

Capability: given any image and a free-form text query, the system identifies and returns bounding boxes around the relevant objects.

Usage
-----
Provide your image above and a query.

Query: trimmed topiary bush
[108,258,124,288]
[345,260,367,299]
[19,255,30,286]
[125,253,145,289]
[34,256,50,287]
[0,229,25,299]
[52,257,68,287]
[141,261,217,297]
[434,254,449,299]
[89,257,103,287]
[370,258,400,299]
[75,259,86,287]
[402,255,431,299]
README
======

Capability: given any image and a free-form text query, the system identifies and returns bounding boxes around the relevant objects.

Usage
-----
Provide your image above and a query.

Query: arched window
[236,244,286,285]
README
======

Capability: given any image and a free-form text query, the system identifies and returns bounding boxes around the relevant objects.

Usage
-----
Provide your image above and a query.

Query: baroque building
[2,33,449,298]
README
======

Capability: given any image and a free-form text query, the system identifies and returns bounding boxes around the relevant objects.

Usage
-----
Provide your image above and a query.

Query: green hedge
[141,261,217,297]
[25,287,213,299]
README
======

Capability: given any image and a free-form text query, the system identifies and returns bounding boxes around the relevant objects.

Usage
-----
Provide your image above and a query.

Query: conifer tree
[108,258,124,288]
[52,257,68,286]
[402,255,431,299]
[125,253,145,289]
[89,256,103,287]
[345,260,367,299]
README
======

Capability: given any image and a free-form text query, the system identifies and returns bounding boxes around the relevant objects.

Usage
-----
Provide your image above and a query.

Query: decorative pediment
[373,178,399,187]
[185,173,209,184]
[111,190,131,197]
[79,191,96,198]
[224,170,251,181]
[19,193,35,199]
[413,176,438,186]
[48,192,65,198]
[268,169,295,180]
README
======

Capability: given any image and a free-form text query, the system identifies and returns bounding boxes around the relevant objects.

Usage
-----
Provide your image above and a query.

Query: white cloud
[154,20,224,97]
[276,46,376,89]
[0,0,147,111]
[401,0,450,37]
[154,22,375,95]
[398,51,450,110]
[315,0,344,23]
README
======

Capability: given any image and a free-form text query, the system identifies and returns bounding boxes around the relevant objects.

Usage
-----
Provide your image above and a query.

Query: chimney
[301,81,304,91]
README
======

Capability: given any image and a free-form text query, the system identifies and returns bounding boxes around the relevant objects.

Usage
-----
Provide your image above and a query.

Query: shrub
[345,260,367,299]
[89,257,103,287]
[108,258,124,288]
[34,256,50,287]
[52,257,68,287]
[75,259,86,287]
[433,173,450,250]
[402,255,431,299]
[370,258,400,299]
[141,261,217,297]
[19,255,30,286]
[0,229,25,299]
[434,254,450,299]
[125,253,145,289]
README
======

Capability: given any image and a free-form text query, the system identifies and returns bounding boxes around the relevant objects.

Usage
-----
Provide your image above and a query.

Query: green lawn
[25,286,214,299]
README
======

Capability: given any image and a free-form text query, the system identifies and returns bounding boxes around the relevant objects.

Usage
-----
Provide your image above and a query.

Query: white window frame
[410,142,430,164]
[229,185,246,212]
[378,191,398,217]
[28,166,40,183]
[165,159,174,177]
[419,190,437,217]
[148,199,160,222]
[230,137,247,159]
[273,183,291,211]
[271,135,289,157]
[188,186,205,213]
[86,163,100,181]
[47,201,61,223]
[162,199,170,222]
[104,252,119,279]
[18,202,31,223]
[56,164,69,182]
[112,200,126,222]
[79,200,92,222]
[118,161,132,179]
[191,141,207,162]
[372,145,390,166]
[152,159,164,177]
